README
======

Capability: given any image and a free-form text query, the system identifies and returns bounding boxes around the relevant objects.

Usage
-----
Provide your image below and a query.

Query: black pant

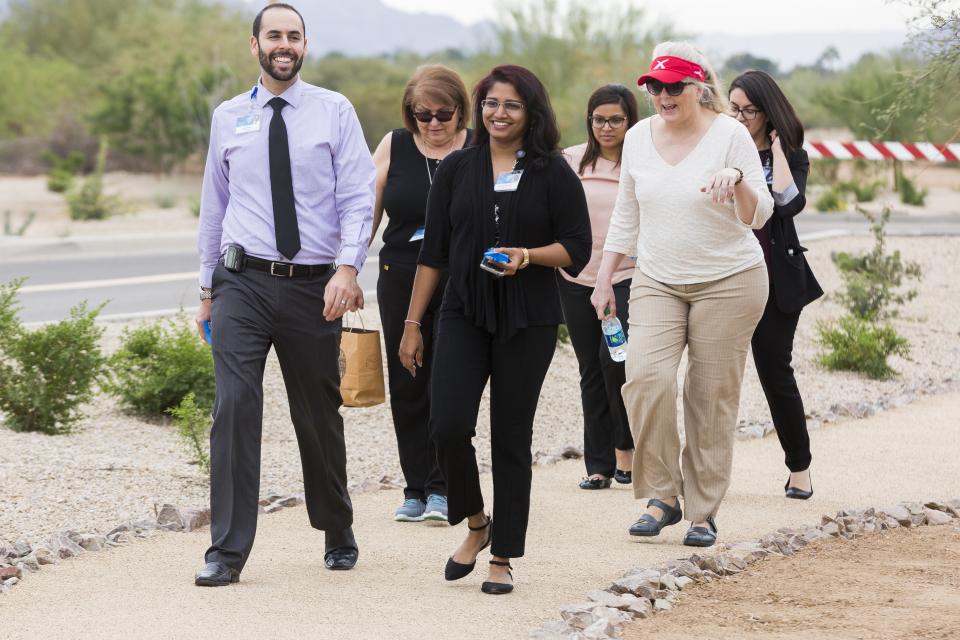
[377,260,446,500]
[430,310,556,558]
[557,276,634,477]
[206,265,353,571]
[751,290,811,472]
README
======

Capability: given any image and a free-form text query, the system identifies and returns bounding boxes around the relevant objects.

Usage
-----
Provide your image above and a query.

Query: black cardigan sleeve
[772,147,809,220]
[417,149,463,269]
[547,158,592,278]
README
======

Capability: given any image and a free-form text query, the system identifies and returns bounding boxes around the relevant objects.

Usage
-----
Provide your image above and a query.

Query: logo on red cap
[638,56,706,86]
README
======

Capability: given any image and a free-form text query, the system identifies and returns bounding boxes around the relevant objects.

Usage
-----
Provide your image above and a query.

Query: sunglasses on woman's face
[412,108,457,123]
[644,80,690,97]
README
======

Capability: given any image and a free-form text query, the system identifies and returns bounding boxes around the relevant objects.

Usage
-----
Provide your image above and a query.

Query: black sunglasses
[412,108,457,123]
[644,80,690,97]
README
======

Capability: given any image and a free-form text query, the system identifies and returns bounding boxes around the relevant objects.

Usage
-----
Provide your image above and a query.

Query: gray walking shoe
[394,498,426,522]
[422,494,449,523]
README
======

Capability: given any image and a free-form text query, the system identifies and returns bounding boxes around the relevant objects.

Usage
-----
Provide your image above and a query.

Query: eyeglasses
[644,80,690,97]
[412,108,458,123]
[729,105,763,121]
[590,115,628,129]
[480,99,526,113]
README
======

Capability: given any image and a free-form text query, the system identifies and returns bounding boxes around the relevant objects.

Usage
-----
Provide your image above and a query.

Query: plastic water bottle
[602,316,627,362]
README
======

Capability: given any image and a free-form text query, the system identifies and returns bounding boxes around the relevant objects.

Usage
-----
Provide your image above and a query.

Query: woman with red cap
[591,42,774,547]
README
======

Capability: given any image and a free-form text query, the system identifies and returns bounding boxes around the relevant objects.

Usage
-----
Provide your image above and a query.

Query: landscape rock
[0,565,22,580]
[561,444,584,459]
[582,619,617,640]
[53,534,85,559]
[33,547,57,565]
[530,621,581,639]
[18,554,40,572]
[674,576,693,590]
[923,508,953,526]
[924,500,960,518]
[653,599,673,612]
[627,599,654,619]
[586,591,638,610]
[180,508,211,532]
[79,535,104,552]
[156,504,185,531]
[4,577,20,587]
[264,504,285,514]
[277,496,302,508]
[561,604,599,630]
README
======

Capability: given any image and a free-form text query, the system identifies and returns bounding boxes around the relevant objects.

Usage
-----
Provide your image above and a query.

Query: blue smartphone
[203,319,212,345]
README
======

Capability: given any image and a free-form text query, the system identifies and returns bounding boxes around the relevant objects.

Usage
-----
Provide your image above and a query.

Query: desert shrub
[831,208,922,320]
[168,392,211,474]
[3,210,36,237]
[557,323,570,345]
[155,191,177,208]
[43,150,85,193]
[66,136,123,220]
[817,314,910,379]
[808,158,840,186]
[838,180,883,203]
[896,173,928,206]
[105,316,215,416]
[189,196,201,218]
[0,280,106,435]
[815,186,847,212]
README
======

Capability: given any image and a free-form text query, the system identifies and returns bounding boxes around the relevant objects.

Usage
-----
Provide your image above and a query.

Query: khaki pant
[623,264,768,522]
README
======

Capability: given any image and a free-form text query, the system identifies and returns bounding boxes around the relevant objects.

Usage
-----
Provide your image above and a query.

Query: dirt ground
[623,524,960,640]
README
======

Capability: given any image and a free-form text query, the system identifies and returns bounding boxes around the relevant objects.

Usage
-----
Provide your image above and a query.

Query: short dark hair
[579,84,639,175]
[728,70,804,157]
[252,3,306,38]
[470,65,560,170]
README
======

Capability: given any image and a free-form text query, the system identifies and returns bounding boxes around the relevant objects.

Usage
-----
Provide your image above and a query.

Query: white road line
[20,272,199,294]
[799,229,854,242]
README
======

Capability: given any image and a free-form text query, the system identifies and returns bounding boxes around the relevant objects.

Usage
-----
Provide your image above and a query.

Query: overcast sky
[380,0,917,33]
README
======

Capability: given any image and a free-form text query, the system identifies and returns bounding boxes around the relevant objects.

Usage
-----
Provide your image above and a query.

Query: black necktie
[268,97,301,260]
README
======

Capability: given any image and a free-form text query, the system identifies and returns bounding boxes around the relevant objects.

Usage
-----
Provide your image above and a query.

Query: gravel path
[2,236,958,545]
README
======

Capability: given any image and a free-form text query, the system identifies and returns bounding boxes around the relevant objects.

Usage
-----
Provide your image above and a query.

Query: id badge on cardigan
[494,169,523,192]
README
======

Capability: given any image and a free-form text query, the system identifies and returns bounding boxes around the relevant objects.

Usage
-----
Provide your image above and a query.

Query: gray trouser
[205,264,353,571]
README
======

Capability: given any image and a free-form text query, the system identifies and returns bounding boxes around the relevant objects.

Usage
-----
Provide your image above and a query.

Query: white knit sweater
[603,113,774,285]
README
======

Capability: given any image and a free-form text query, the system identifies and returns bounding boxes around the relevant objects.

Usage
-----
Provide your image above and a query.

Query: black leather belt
[244,255,333,278]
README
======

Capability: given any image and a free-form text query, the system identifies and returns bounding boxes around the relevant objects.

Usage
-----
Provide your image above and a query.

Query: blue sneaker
[423,494,448,523]
[394,498,426,522]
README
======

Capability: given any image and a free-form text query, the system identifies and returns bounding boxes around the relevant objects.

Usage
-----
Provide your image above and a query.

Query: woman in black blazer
[728,70,823,499]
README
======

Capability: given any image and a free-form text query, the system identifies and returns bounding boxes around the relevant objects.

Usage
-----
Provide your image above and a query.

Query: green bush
[557,323,570,345]
[0,279,106,435]
[155,191,177,209]
[43,150,85,193]
[831,208,922,320]
[815,186,847,212]
[808,158,841,186]
[817,314,910,379]
[896,173,928,206]
[838,180,883,203]
[105,316,215,416]
[168,392,211,474]
[189,196,201,218]
[66,137,123,220]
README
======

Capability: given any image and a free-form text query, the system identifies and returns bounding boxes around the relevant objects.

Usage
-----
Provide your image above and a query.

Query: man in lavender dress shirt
[193,3,376,586]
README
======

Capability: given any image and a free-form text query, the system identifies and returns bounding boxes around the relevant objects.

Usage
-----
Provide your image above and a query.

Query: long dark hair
[579,84,639,175]
[470,65,560,170]
[728,70,804,157]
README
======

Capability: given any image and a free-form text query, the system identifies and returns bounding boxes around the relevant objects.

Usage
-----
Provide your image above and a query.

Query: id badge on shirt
[409,226,425,242]
[235,112,261,134]
[494,169,523,192]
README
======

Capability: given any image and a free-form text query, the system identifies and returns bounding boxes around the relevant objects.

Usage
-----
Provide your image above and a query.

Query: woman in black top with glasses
[728,70,823,499]
[371,64,471,524]
[399,64,591,595]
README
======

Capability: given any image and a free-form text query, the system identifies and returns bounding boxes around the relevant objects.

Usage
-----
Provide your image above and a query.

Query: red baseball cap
[637,56,706,86]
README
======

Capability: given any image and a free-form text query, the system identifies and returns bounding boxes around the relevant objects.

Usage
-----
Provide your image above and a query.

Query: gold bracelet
[520,247,530,269]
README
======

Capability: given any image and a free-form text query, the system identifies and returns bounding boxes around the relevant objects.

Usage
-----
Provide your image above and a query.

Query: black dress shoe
[629,498,682,537]
[578,476,612,490]
[614,469,632,485]
[445,515,491,581]
[194,561,239,587]
[324,546,359,570]
[683,517,718,547]
[480,560,514,595]
[785,473,813,500]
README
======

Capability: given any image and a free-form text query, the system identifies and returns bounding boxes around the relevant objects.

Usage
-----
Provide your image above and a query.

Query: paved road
[2,212,958,324]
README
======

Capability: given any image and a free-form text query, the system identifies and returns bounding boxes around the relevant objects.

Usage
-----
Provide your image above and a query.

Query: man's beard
[258,46,303,82]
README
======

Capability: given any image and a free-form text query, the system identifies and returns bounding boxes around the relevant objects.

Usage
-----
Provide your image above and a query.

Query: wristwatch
[520,247,530,269]
[199,286,213,300]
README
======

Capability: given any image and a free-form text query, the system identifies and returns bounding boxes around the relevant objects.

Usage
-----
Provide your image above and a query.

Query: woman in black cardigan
[728,70,823,499]
[399,65,591,594]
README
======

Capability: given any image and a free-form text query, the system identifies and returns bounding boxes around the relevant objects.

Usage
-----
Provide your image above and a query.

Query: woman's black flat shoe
[785,474,813,500]
[444,515,491,581]
[578,476,612,490]
[614,469,632,485]
[683,516,718,547]
[480,560,514,595]
[628,498,682,537]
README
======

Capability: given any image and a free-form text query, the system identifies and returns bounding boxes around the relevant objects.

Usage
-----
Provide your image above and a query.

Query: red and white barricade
[804,141,960,162]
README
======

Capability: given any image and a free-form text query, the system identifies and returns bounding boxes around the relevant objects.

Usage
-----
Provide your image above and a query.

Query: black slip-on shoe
[785,474,813,500]
[629,498,682,537]
[614,469,632,485]
[683,517,718,547]
[194,561,239,587]
[578,476,613,490]
[324,547,359,570]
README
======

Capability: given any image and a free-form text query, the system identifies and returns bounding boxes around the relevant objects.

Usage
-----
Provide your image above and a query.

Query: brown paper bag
[339,314,385,408]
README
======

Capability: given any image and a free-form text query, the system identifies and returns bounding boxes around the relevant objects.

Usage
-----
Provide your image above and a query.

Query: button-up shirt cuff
[773,182,800,207]
[337,247,365,274]
[199,265,216,289]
